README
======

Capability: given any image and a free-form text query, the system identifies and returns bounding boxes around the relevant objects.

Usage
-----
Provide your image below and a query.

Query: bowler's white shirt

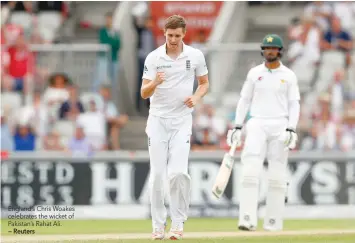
[142,43,208,118]
[241,63,300,119]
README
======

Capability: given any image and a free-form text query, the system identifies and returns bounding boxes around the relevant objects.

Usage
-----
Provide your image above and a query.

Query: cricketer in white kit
[140,15,209,240]
[227,34,301,231]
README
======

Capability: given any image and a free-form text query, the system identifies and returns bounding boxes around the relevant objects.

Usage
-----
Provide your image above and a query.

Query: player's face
[263,47,279,62]
[165,28,185,51]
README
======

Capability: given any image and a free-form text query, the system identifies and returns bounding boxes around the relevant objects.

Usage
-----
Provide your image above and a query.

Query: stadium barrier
[1,151,355,219]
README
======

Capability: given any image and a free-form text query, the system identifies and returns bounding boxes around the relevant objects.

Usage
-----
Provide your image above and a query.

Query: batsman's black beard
[265,56,279,63]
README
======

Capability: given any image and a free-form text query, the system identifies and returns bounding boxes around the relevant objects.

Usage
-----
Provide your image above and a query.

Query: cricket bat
[212,140,239,199]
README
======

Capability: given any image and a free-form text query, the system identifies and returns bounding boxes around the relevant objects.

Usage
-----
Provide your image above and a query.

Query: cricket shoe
[238,224,256,231]
[168,222,184,240]
[264,224,282,231]
[151,223,167,240]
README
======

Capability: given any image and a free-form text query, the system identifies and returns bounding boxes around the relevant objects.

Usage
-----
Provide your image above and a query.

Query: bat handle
[228,140,238,157]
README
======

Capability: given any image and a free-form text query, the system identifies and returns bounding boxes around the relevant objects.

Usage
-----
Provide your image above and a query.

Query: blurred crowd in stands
[1,1,128,155]
[1,1,354,154]
[283,1,354,152]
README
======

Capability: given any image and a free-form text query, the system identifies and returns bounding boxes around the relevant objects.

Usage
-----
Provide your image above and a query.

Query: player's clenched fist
[154,72,165,85]
[184,95,200,108]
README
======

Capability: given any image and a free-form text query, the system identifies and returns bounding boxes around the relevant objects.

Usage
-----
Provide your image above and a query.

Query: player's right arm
[226,70,254,147]
[141,74,165,99]
[234,70,254,126]
[141,52,164,99]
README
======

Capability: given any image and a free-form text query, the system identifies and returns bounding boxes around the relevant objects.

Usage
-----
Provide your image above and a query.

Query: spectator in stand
[99,85,128,150]
[43,73,71,105]
[344,90,355,107]
[1,2,24,45]
[76,99,107,151]
[2,34,34,93]
[13,123,36,151]
[59,85,85,121]
[328,69,346,123]
[313,93,331,122]
[95,12,121,92]
[134,15,155,113]
[1,1,15,26]
[1,110,14,152]
[345,94,355,119]
[18,90,48,137]
[304,1,332,32]
[1,46,10,87]
[43,128,65,151]
[288,16,320,91]
[322,17,353,67]
[287,16,321,66]
[42,73,70,121]
[311,93,341,150]
[2,23,23,46]
[287,17,303,43]
[341,110,355,151]
[68,126,93,156]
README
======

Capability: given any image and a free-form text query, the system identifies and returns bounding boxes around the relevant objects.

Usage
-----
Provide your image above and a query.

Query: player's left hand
[278,128,298,150]
[184,95,200,108]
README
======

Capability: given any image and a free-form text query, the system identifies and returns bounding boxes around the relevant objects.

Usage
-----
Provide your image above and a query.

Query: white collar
[263,61,283,73]
[159,42,187,59]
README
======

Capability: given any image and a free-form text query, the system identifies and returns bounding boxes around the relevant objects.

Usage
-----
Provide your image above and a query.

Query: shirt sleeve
[195,50,208,77]
[288,100,300,130]
[233,70,254,126]
[240,70,254,101]
[234,97,252,126]
[142,52,157,81]
[288,72,301,101]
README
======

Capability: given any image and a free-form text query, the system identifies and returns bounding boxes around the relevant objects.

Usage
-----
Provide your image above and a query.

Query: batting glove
[279,128,298,150]
[226,126,243,147]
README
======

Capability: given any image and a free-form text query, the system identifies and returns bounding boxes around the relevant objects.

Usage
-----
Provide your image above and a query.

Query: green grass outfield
[1,218,355,242]
[40,236,355,243]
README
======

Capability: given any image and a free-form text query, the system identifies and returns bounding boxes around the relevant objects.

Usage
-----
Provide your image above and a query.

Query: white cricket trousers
[239,117,289,231]
[145,113,192,229]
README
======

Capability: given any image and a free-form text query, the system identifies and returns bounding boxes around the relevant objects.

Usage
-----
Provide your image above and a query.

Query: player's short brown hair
[164,15,186,32]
